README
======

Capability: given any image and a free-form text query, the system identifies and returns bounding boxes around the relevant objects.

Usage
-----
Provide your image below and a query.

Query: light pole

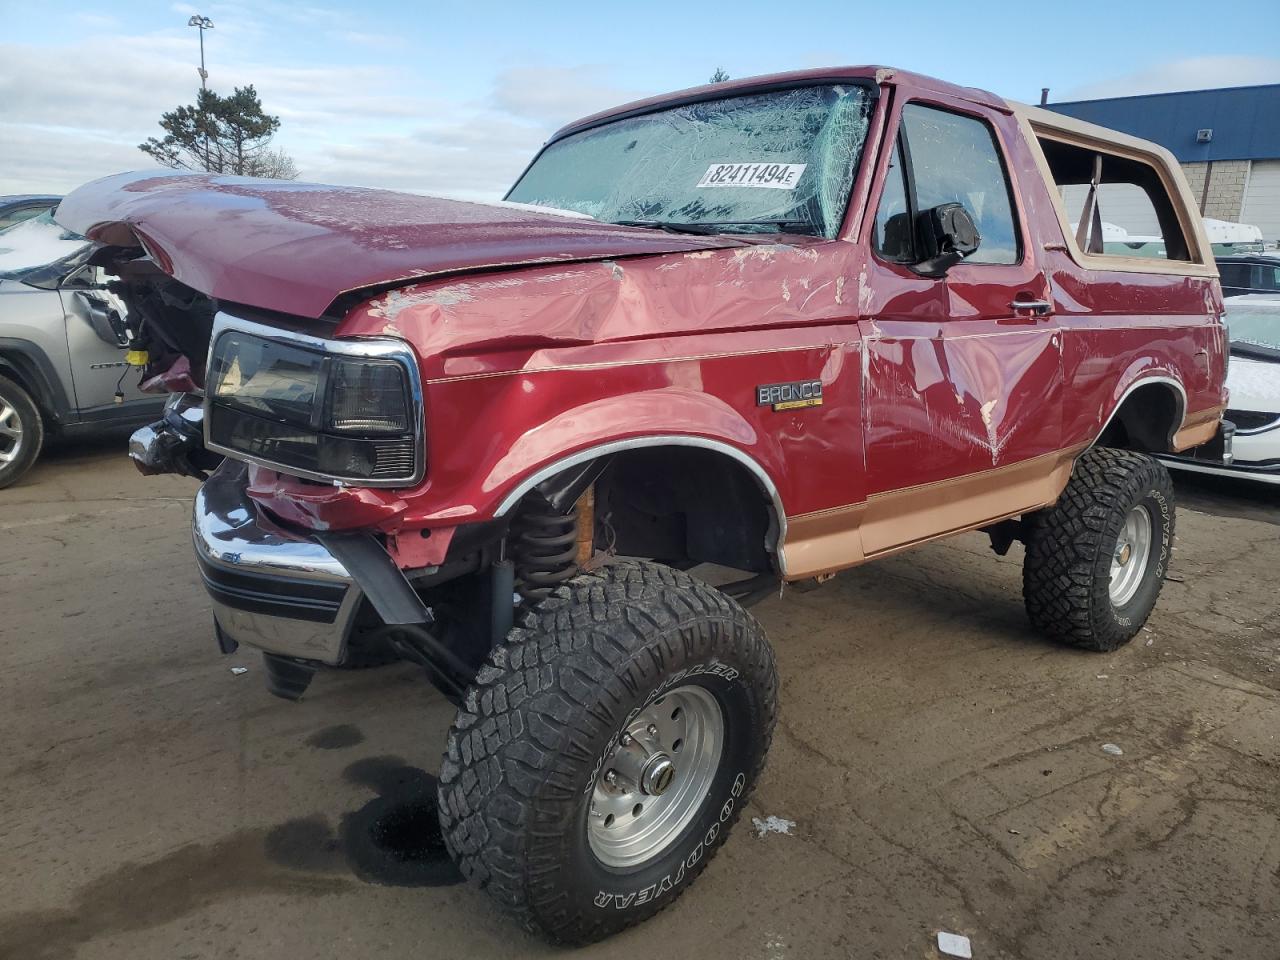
[188,15,213,90]
[188,15,215,171]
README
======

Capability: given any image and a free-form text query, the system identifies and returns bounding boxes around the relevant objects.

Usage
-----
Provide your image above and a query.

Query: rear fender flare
[1094,371,1187,451]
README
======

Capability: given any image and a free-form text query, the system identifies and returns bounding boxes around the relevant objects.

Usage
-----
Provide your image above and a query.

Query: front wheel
[1023,446,1175,651]
[0,374,44,490]
[437,560,778,944]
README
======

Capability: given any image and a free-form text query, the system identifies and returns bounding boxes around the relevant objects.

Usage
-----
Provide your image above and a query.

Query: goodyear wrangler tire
[437,559,779,944]
[1023,446,1175,652]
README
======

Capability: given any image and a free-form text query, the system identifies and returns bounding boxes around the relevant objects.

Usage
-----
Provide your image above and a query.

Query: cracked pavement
[1,440,1277,960]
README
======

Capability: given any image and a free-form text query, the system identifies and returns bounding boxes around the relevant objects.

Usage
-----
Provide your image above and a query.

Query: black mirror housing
[913,202,981,277]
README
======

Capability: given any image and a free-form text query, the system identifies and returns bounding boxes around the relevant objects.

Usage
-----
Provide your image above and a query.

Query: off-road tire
[1023,446,1175,651]
[0,374,43,490]
[437,559,778,945]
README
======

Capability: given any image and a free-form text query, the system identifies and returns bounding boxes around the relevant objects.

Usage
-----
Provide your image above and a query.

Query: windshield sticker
[696,163,807,190]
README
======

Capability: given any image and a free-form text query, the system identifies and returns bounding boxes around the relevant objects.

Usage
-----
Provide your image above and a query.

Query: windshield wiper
[613,218,817,236]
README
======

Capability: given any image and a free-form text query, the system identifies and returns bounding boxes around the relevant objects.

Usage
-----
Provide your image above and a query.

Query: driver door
[857,99,1064,556]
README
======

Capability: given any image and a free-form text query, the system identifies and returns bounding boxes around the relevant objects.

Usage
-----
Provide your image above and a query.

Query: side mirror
[72,290,130,348]
[913,202,981,277]
[60,263,108,290]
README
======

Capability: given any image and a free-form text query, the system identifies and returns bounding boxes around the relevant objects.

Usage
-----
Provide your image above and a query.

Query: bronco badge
[756,379,823,411]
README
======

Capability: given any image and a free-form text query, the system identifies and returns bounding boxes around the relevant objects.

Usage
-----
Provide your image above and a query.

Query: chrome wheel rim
[0,397,23,465]
[1110,503,1153,606]
[588,685,723,869]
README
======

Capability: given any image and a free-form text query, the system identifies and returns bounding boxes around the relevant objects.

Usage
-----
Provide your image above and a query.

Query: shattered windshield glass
[507,84,874,238]
[0,210,91,282]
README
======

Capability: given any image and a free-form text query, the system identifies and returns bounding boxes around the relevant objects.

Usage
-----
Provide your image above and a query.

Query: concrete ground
[1,439,1277,960]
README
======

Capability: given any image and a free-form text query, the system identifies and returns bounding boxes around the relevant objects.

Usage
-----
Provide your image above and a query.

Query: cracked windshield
[507,84,873,237]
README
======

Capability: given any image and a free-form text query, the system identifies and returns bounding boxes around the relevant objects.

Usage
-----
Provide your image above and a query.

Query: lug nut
[620,733,633,746]
[646,724,658,737]
[605,770,619,786]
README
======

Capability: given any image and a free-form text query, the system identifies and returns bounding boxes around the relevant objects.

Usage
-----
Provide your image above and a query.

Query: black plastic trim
[315,532,432,626]
[196,553,346,623]
[0,337,71,421]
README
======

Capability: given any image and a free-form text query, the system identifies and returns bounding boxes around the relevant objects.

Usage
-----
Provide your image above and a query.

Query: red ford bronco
[58,66,1228,943]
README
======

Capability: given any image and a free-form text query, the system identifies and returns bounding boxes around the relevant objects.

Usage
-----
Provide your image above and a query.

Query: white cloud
[0,29,641,201]
[0,124,148,194]
[1062,55,1280,100]
[491,65,644,126]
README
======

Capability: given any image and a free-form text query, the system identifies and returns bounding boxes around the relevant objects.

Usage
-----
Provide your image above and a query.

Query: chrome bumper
[192,462,362,664]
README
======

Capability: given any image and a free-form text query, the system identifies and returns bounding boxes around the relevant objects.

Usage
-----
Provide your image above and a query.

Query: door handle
[1010,298,1052,315]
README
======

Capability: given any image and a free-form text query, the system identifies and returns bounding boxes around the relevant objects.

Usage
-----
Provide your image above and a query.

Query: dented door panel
[854,99,1064,556]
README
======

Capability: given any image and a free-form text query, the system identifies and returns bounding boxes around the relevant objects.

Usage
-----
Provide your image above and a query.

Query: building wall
[1240,161,1280,243]
[1180,160,1251,220]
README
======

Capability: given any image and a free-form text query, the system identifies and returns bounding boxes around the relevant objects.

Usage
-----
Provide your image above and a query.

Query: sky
[2,0,1279,199]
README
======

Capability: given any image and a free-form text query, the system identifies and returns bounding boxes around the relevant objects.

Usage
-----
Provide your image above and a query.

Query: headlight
[327,358,411,435]
[205,317,422,485]
[208,333,325,424]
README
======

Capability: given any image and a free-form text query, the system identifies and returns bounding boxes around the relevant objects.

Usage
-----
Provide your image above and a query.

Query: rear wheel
[437,559,778,944]
[1023,447,1175,651]
[0,374,43,490]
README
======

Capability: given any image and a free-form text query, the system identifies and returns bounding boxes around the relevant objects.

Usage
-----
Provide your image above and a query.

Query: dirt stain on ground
[340,755,463,888]
[0,827,350,960]
[306,723,366,750]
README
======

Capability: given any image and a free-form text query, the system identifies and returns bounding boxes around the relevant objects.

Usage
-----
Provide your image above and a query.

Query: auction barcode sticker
[696,162,807,190]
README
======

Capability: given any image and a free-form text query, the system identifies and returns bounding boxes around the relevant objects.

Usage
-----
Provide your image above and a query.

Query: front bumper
[193,462,363,665]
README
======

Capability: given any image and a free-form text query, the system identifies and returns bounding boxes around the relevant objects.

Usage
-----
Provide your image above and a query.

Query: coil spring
[510,500,580,603]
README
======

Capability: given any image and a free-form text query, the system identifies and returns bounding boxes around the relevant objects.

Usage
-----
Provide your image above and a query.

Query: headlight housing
[204,315,422,486]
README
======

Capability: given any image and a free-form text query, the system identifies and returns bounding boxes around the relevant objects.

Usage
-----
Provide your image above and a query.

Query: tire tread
[1022,446,1174,651]
[437,559,777,944]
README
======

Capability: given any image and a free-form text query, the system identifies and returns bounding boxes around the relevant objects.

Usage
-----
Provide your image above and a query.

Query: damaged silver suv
[0,211,163,487]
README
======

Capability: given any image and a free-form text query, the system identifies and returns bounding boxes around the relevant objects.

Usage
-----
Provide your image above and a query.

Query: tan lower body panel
[1172,405,1224,451]
[782,445,1088,580]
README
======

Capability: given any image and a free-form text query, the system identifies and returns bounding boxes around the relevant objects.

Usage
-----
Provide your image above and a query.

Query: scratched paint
[56,67,1227,553]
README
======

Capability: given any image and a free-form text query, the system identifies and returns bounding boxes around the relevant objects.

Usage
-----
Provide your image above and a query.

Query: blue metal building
[1046,84,1280,242]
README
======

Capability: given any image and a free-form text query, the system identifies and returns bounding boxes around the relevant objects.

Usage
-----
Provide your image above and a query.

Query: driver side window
[873,104,1021,266]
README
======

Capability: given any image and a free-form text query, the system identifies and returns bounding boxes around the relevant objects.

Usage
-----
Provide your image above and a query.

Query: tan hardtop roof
[1010,102,1185,162]
[1009,102,1215,276]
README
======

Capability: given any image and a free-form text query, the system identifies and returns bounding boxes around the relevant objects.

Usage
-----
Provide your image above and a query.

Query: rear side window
[1038,137,1190,261]
[899,104,1020,265]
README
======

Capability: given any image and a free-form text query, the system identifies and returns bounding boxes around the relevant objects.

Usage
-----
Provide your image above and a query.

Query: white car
[1161,294,1280,485]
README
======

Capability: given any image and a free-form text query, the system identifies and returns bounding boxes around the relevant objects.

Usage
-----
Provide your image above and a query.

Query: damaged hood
[55,171,746,318]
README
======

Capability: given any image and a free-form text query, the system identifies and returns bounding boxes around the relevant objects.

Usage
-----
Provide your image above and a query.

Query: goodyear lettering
[584,661,740,796]
[594,788,743,911]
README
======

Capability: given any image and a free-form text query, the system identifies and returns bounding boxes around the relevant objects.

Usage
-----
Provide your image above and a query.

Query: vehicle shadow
[1172,472,1279,526]
[6,432,130,489]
